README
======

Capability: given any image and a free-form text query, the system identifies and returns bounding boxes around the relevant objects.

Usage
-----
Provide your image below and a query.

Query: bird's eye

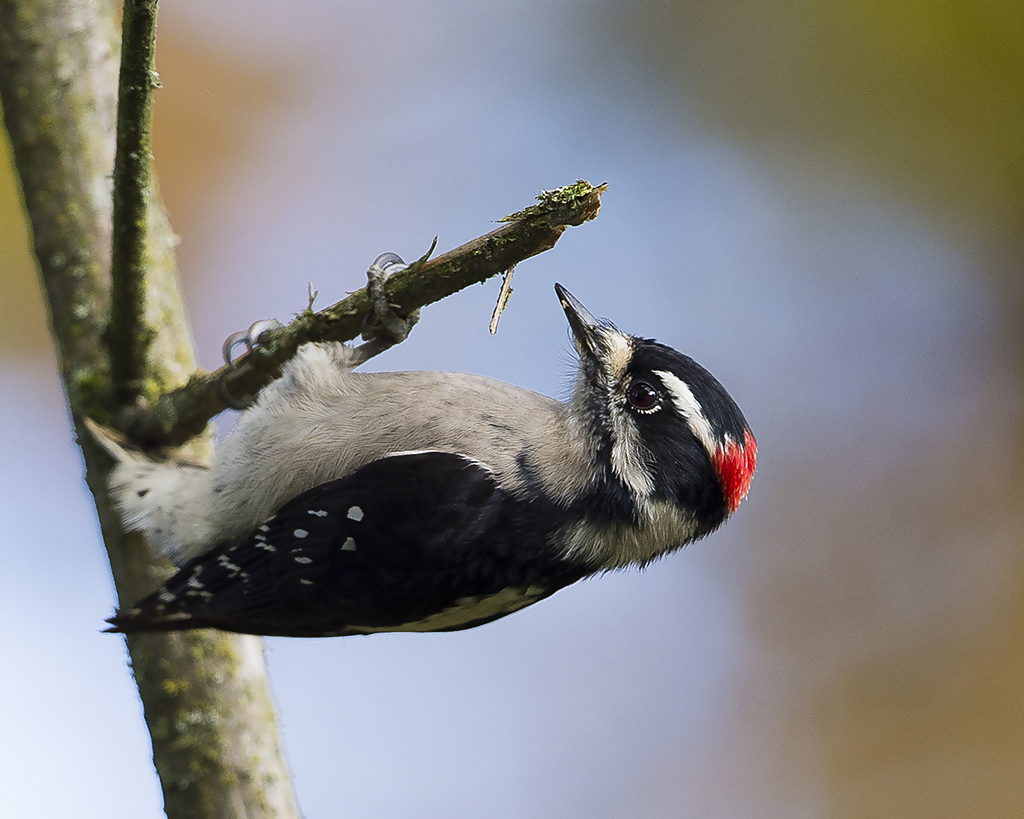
[627,381,660,412]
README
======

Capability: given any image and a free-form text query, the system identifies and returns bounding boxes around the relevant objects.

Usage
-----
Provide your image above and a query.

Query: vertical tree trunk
[0,1,300,816]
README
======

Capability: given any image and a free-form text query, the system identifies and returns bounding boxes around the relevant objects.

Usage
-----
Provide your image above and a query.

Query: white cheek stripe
[590,327,655,499]
[655,370,718,457]
[609,410,655,499]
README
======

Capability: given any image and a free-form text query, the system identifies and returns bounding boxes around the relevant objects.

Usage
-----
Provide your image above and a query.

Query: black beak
[554,283,602,354]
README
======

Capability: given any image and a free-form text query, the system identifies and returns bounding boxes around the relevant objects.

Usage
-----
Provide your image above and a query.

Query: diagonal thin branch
[122,180,607,447]
[106,0,159,403]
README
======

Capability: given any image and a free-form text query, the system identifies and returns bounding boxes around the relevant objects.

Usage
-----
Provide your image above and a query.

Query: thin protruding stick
[107,0,160,403]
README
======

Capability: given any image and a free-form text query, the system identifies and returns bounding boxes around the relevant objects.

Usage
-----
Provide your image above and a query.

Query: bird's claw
[349,253,420,365]
[362,253,420,346]
[219,250,417,403]
[222,319,285,368]
[220,319,284,410]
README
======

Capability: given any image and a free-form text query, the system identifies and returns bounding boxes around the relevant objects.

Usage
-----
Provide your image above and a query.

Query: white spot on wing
[217,554,243,576]
[346,506,363,521]
[341,537,357,551]
[293,528,309,539]
[308,509,328,517]
[300,579,313,585]
[294,556,313,564]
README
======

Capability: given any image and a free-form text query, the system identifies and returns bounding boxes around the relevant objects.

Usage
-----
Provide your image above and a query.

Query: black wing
[106,452,586,637]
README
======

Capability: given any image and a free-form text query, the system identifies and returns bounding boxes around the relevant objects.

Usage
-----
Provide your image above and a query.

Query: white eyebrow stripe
[655,370,718,457]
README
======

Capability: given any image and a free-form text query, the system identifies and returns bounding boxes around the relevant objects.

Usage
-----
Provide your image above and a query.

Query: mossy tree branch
[123,180,607,447]
[107,0,159,403]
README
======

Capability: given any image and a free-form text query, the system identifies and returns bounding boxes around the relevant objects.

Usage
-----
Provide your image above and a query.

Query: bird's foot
[222,319,285,368]
[220,319,284,409]
[355,252,420,362]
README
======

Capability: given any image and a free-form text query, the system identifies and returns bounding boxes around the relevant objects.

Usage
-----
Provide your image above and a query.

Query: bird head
[556,283,756,539]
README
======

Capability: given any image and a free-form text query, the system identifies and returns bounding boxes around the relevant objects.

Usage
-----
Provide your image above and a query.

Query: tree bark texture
[0,2,300,816]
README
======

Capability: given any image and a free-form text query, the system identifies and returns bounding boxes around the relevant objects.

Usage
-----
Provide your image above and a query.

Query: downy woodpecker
[92,280,756,637]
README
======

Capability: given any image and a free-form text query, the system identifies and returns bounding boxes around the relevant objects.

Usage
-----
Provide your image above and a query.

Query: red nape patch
[712,429,757,513]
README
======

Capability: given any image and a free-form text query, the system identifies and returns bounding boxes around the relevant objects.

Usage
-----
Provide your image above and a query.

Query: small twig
[122,181,607,446]
[106,0,160,403]
[489,265,515,334]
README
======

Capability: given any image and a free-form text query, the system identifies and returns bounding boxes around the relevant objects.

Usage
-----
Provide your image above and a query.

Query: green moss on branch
[106,0,160,403]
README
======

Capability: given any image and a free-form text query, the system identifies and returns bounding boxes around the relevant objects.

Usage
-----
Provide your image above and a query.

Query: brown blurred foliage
[0,25,292,358]
[619,0,1024,247]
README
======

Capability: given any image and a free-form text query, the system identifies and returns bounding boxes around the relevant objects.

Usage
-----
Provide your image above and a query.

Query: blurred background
[2,1,1022,817]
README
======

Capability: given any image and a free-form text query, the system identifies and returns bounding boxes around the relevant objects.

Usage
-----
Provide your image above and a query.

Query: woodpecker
[91,277,756,637]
